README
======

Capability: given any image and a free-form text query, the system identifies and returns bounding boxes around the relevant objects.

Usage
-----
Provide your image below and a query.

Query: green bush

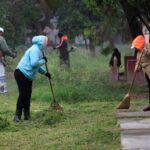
[101,41,114,56]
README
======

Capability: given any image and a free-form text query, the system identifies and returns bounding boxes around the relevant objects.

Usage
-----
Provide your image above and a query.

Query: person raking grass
[13,35,51,122]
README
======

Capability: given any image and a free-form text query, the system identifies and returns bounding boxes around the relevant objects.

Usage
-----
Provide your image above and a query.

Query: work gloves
[12,52,17,58]
[45,72,51,79]
[43,56,48,63]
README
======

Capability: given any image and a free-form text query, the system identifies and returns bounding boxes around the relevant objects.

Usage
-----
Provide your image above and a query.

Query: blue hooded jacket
[17,35,47,80]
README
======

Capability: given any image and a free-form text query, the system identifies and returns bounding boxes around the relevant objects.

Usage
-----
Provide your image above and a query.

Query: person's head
[113,48,120,55]
[32,35,49,50]
[0,27,4,35]
[58,32,64,38]
[114,48,119,52]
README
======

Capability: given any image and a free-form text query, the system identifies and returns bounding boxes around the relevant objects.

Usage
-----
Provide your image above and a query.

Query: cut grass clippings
[0,100,120,150]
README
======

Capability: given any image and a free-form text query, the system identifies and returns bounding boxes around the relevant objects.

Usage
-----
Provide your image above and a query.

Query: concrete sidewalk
[117,110,150,150]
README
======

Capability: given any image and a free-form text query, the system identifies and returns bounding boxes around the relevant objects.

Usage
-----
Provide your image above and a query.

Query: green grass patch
[0,100,120,150]
[0,46,147,150]
[0,117,10,130]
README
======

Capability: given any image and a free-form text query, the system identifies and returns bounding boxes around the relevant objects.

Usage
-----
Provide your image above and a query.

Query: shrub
[101,41,114,56]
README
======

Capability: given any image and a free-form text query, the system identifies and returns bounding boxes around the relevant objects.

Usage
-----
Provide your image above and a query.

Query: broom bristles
[51,101,63,112]
[116,94,130,109]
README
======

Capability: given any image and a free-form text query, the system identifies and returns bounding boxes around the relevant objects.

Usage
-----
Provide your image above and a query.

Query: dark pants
[145,73,150,104]
[59,52,70,68]
[60,58,70,68]
[14,69,32,117]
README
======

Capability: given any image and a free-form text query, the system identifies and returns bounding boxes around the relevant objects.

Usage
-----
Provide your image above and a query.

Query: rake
[116,51,144,109]
[43,51,62,111]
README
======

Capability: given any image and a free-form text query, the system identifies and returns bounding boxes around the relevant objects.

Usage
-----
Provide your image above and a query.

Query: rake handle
[42,52,56,103]
[127,51,144,94]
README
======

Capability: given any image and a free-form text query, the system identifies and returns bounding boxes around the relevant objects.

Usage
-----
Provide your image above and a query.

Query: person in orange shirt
[55,32,70,68]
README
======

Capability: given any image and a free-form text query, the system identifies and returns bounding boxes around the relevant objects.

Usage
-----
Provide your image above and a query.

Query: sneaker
[143,105,150,111]
[13,115,21,122]
[24,115,31,120]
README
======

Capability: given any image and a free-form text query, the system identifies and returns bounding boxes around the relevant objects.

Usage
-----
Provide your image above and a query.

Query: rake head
[51,101,63,112]
[116,93,130,109]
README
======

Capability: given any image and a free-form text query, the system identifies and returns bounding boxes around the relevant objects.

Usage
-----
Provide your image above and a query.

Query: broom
[116,51,144,109]
[43,51,63,111]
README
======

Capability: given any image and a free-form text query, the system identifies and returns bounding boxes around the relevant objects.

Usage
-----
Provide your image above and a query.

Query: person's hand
[70,46,74,51]
[45,72,51,79]
[134,65,141,72]
[43,56,47,63]
[0,57,7,66]
[53,46,56,50]
[12,52,17,58]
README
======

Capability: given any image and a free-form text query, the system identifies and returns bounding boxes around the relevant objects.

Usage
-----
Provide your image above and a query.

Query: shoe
[13,108,22,122]
[24,115,31,120]
[13,115,21,122]
[24,108,31,120]
[143,105,150,111]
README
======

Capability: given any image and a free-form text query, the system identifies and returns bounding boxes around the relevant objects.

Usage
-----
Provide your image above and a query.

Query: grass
[0,98,120,150]
[0,46,147,150]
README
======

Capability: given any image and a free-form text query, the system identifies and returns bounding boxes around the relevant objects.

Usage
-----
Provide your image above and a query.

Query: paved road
[117,110,150,150]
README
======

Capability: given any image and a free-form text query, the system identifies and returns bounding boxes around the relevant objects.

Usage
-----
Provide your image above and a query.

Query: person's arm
[38,66,47,74]
[29,48,46,67]
[0,51,6,66]
[134,52,142,72]
[0,37,15,57]
[56,39,67,49]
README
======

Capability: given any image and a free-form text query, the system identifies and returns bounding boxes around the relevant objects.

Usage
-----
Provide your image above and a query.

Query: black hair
[58,32,64,38]
[109,48,121,67]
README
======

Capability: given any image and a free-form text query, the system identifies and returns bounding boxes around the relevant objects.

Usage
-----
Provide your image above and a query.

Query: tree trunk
[89,36,95,56]
[119,0,143,39]
[120,0,144,57]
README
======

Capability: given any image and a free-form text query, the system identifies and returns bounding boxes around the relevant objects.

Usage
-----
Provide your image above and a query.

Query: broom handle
[127,51,144,94]
[42,51,56,102]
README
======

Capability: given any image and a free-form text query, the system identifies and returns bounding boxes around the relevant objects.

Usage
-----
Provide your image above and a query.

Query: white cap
[0,27,4,33]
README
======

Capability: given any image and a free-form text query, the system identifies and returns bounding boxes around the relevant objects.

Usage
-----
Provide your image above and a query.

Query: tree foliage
[39,0,61,14]
[1,0,149,50]
[83,0,150,39]
[0,0,42,46]
[51,0,93,39]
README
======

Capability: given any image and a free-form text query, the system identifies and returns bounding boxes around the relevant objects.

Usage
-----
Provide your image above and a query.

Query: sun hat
[131,35,145,51]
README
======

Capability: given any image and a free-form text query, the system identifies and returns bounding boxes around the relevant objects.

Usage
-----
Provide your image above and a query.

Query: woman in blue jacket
[14,35,51,122]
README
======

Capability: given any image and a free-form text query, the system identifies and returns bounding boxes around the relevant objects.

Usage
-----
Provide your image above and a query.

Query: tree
[84,0,150,39]
[120,0,150,39]
[0,0,15,47]
[43,0,128,55]
[0,0,43,46]
[8,0,43,45]
[44,0,103,55]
